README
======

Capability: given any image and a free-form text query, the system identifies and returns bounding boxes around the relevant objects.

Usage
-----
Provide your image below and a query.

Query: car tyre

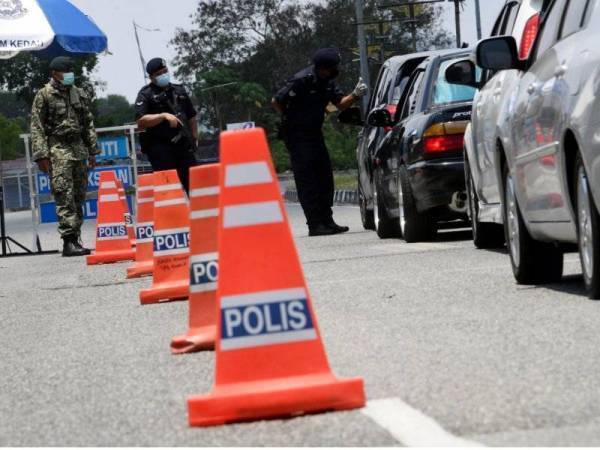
[359,182,375,231]
[373,172,400,239]
[398,165,437,243]
[503,165,563,284]
[575,156,600,299]
[465,157,505,249]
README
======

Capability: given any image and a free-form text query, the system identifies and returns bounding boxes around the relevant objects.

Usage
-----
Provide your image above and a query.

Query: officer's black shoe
[75,236,92,256]
[308,223,348,237]
[62,235,89,257]
[327,219,350,234]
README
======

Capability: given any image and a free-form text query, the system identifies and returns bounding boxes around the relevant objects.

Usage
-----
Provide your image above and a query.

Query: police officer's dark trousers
[286,130,334,227]
[144,140,196,192]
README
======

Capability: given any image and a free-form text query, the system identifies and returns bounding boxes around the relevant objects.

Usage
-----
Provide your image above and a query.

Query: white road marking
[362,398,482,447]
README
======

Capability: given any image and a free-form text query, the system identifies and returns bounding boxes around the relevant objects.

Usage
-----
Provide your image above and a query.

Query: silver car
[446,0,548,249]
[475,0,600,298]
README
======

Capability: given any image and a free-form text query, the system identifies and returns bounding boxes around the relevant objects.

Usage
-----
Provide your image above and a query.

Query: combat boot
[62,235,89,257]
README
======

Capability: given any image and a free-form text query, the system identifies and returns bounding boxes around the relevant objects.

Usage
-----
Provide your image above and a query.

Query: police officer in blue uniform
[135,58,199,192]
[272,48,368,237]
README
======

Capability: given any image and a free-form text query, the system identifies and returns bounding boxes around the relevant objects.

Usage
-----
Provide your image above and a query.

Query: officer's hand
[88,155,97,169]
[163,113,182,129]
[37,158,51,173]
[352,77,368,99]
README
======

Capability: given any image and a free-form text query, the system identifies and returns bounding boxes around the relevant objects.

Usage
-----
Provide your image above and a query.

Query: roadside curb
[284,190,359,205]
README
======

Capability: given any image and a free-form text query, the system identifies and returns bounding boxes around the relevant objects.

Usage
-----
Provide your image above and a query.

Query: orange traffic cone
[87,171,135,265]
[139,170,190,305]
[171,164,220,354]
[117,180,136,247]
[187,129,365,427]
[127,174,154,279]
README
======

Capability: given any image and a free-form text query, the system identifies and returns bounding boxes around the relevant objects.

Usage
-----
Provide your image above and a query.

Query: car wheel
[465,158,505,249]
[359,182,375,231]
[398,165,437,243]
[373,172,400,239]
[575,156,600,299]
[503,165,563,284]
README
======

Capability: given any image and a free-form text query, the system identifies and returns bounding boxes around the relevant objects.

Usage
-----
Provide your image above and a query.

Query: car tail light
[519,13,540,60]
[423,121,468,154]
[384,104,397,133]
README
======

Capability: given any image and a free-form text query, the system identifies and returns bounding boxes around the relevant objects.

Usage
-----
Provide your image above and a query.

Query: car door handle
[554,64,568,77]
[493,88,503,96]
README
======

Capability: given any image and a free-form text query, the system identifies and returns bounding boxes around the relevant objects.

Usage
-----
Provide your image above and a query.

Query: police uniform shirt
[275,67,345,132]
[135,83,197,143]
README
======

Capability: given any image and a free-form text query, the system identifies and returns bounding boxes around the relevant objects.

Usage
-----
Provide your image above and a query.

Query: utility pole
[409,3,417,52]
[474,0,482,40]
[354,0,371,113]
[453,0,461,48]
[133,21,160,84]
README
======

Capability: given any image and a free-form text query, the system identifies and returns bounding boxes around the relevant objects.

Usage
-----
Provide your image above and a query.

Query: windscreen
[432,57,478,106]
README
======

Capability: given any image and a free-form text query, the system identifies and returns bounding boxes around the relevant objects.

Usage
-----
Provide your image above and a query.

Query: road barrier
[186,128,365,427]
[139,170,190,305]
[284,189,359,205]
[126,174,154,279]
[86,171,135,265]
[117,180,135,247]
[171,164,220,355]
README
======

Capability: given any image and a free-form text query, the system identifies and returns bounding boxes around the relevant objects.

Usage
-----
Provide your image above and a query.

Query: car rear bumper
[406,158,467,215]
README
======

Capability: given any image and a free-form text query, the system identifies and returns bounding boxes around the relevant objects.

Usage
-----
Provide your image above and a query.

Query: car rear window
[431,58,478,106]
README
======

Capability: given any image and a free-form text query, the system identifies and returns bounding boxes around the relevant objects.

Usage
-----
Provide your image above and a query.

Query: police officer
[30,56,98,257]
[272,48,368,237]
[135,58,198,192]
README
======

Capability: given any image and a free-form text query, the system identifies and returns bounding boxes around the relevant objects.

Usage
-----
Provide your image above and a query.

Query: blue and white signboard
[39,195,134,224]
[97,136,130,161]
[226,122,256,131]
[37,165,133,195]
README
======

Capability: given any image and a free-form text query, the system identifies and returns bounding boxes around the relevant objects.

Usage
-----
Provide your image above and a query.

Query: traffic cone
[172,164,220,354]
[139,170,190,305]
[127,174,154,279]
[87,171,135,265]
[117,180,136,247]
[187,129,365,427]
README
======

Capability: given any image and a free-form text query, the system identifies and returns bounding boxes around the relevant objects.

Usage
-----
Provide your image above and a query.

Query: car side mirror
[445,59,479,89]
[367,107,393,128]
[337,107,364,127]
[476,36,522,71]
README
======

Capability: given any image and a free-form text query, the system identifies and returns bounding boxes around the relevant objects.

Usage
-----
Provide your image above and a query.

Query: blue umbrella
[0,0,108,58]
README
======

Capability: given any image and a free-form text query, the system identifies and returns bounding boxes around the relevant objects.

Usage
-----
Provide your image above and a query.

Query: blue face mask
[61,72,75,86]
[154,73,170,88]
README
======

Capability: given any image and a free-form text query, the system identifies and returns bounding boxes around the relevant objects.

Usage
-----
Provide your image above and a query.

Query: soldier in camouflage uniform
[30,56,99,257]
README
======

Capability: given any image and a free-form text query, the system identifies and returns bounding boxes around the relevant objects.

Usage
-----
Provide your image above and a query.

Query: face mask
[154,73,170,88]
[61,72,75,86]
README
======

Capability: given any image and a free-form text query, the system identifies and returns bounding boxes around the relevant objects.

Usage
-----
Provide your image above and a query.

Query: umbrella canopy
[0,0,107,59]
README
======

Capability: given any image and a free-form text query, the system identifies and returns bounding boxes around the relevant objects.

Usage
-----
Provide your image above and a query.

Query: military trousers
[50,159,88,239]
[286,130,334,227]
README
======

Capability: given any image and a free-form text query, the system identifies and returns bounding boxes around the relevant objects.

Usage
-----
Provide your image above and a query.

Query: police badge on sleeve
[0,0,28,19]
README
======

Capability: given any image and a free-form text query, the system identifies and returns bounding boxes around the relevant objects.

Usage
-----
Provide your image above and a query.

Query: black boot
[62,235,89,257]
[308,223,338,237]
[326,218,349,234]
[75,235,92,256]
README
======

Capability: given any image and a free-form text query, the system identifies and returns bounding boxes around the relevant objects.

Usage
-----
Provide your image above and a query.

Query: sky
[70,0,506,102]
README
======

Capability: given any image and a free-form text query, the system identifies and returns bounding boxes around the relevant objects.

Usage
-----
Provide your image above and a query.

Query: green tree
[0,53,101,106]
[93,95,135,128]
[0,114,24,161]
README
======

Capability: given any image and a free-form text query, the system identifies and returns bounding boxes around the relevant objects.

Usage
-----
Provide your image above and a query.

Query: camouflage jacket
[30,80,99,161]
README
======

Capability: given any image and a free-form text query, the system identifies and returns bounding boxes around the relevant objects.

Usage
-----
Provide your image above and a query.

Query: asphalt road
[2,204,600,446]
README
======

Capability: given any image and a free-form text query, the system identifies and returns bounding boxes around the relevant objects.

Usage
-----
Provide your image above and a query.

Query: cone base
[87,249,135,265]
[126,261,154,279]
[171,326,216,354]
[139,282,188,305]
[187,373,365,427]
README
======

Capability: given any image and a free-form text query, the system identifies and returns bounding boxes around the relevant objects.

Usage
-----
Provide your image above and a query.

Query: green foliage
[171,0,454,172]
[93,95,135,128]
[0,114,24,161]
[0,53,101,106]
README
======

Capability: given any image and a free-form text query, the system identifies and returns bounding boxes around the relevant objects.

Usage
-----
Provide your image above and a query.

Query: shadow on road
[546,274,590,298]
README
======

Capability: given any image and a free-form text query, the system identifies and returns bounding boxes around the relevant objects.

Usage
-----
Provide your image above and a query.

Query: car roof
[414,48,473,70]
[383,50,440,70]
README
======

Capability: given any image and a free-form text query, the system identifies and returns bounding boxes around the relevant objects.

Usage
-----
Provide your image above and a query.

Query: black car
[368,50,477,241]
[356,51,434,232]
